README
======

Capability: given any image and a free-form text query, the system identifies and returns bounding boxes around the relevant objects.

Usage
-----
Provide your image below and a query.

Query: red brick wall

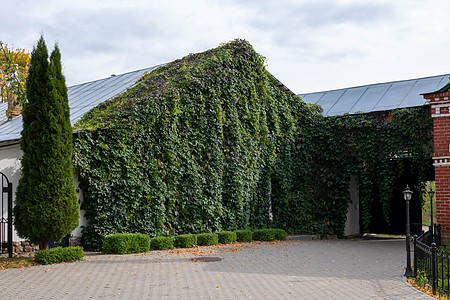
[433,117,450,157]
[435,166,450,234]
[425,91,450,237]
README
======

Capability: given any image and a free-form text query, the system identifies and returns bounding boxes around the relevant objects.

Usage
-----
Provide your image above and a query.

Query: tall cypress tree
[14,36,78,250]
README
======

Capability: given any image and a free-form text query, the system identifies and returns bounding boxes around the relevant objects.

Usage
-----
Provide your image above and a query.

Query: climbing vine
[73,39,433,250]
[330,108,434,232]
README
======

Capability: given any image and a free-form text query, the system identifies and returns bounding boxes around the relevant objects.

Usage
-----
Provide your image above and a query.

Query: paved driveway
[0,239,433,299]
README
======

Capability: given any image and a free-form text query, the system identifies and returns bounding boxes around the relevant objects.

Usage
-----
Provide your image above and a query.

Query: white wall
[0,143,23,241]
[0,142,87,241]
[73,175,87,237]
[344,176,360,236]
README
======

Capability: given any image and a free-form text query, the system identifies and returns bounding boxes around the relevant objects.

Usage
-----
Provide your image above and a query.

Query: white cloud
[1,0,449,93]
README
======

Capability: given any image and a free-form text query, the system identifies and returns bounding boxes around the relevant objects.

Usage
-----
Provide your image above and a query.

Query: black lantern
[403,185,413,201]
[428,188,435,239]
[403,185,414,277]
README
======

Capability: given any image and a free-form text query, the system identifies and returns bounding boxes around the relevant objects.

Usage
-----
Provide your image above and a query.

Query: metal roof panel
[373,80,416,111]
[0,102,7,124]
[328,86,367,116]
[0,66,160,143]
[350,84,390,114]
[300,92,325,104]
[316,90,346,115]
[300,74,450,116]
[398,77,438,107]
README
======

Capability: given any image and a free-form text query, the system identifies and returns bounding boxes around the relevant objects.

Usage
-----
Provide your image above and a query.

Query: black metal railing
[413,224,445,295]
[0,173,13,258]
[410,223,426,237]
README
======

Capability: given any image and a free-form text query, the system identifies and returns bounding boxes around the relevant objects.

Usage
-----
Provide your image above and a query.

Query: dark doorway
[368,158,434,235]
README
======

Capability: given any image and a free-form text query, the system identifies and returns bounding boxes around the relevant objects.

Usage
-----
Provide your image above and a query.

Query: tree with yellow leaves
[0,42,30,106]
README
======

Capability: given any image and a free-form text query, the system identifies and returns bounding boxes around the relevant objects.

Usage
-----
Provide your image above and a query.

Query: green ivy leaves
[73,39,433,250]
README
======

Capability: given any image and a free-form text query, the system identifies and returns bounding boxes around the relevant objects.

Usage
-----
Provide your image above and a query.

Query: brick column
[6,94,22,119]
[423,82,450,241]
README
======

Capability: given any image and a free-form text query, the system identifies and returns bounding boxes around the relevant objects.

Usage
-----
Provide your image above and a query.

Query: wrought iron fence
[413,224,445,295]
[0,172,13,258]
[410,223,426,237]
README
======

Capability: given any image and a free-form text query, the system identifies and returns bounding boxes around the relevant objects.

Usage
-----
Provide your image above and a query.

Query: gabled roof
[2,62,448,145]
[1,54,295,145]
[0,65,160,144]
[299,74,450,116]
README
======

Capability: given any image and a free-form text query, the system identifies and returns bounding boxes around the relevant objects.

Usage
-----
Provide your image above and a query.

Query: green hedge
[34,246,84,265]
[252,229,275,241]
[150,236,174,250]
[217,231,237,244]
[173,234,197,248]
[235,230,252,242]
[102,233,150,254]
[252,229,286,242]
[272,229,287,241]
[196,233,218,246]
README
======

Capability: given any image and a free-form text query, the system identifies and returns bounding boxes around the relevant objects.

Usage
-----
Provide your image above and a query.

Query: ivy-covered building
[300,74,449,235]
[0,66,160,247]
[0,39,448,250]
[1,41,304,249]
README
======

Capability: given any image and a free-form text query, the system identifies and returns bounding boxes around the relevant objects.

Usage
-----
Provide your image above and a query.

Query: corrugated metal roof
[0,102,8,125]
[0,65,160,143]
[2,67,448,143]
[299,74,450,116]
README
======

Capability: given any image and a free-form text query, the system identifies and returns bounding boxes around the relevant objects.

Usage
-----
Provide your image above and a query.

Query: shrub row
[217,231,237,244]
[252,229,287,242]
[102,229,286,254]
[236,230,252,242]
[34,246,84,265]
[173,234,197,248]
[102,233,150,254]
[197,233,219,246]
[150,236,173,250]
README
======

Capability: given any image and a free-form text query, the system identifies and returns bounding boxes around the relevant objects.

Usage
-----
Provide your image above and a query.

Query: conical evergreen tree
[14,36,78,250]
[49,43,79,242]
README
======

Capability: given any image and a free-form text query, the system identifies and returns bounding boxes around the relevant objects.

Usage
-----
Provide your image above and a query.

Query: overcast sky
[2,0,450,93]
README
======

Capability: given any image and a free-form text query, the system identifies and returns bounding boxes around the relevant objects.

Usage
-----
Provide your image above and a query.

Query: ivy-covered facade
[71,40,434,250]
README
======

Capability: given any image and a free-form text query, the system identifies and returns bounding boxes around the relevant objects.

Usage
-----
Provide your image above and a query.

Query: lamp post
[403,185,414,277]
[428,188,436,242]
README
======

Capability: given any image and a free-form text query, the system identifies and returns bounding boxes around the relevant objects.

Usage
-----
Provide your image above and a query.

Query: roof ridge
[68,64,164,89]
[300,73,450,95]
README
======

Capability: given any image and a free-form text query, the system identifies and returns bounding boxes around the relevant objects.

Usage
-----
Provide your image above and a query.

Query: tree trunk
[39,240,49,250]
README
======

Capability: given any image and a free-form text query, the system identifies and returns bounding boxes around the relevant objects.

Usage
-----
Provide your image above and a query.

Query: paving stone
[0,239,434,299]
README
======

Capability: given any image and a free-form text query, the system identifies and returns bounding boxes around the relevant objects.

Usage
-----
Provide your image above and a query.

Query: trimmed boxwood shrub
[272,228,287,241]
[252,229,275,241]
[150,236,174,250]
[102,233,150,254]
[34,246,84,265]
[196,233,218,246]
[173,234,197,248]
[235,230,252,242]
[252,229,287,241]
[217,231,237,244]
